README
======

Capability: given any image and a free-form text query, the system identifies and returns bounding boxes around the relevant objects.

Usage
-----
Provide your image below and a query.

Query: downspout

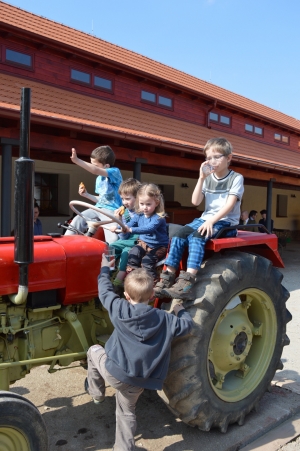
[207,100,217,128]
[9,88,34,305]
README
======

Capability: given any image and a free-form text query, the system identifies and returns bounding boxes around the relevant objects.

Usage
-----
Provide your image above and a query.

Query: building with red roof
[0,1,299,236]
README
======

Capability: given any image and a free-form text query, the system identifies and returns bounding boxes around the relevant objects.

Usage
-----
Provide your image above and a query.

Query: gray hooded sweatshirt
[98,267,193,390]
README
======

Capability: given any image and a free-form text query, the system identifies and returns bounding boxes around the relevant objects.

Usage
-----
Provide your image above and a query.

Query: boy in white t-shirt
[155,137,244,299]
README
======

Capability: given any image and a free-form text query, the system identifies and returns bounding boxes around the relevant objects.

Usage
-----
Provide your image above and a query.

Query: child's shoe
[84,377,105,404]
[162,271,196,299]
[154,270,176,297]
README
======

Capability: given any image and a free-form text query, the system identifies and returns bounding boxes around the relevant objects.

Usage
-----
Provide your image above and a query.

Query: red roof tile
[1,73,300,174]
[0,1,299,131]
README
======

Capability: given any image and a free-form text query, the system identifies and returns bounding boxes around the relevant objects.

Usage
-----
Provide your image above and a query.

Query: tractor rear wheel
[160,251,291,432]
[0,391,48,451]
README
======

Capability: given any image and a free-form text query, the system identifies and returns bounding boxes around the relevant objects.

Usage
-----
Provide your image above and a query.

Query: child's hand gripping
[199,161,214,179]
[101,254,115,269]
[197,219,214,238]
[78,182,87,196]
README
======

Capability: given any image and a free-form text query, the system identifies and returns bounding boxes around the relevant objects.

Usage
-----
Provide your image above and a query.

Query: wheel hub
[233,332,248,355]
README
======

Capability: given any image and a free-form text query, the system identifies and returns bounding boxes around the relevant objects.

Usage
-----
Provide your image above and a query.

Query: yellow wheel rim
[208,288,277,402]
[0,427,30,451]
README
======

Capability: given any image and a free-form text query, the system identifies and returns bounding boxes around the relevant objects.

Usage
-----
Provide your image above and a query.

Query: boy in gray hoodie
[86,255,193,451]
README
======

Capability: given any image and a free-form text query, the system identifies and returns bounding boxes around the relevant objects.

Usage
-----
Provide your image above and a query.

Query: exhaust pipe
[9,88,34,305]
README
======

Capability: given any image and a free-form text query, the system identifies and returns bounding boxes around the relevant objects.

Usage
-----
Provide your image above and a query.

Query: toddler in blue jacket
[86,257,193,451]
[122,183,169,281]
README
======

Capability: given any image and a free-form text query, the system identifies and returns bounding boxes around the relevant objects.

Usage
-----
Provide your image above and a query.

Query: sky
[5,0,300,120]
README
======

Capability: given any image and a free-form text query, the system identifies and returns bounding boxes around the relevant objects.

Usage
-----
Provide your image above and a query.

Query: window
[158,95,172,108]
[34,173,58,215]
[5,48,32,68]
[71,69,91,85]
[141,90,173,109]
[245,123,263,136]
[34,172,70,216]
[276,195,288,218]
[141,90,156,103]
[274,133,289,144]
[94,75,112,91]
[209,112,231,126]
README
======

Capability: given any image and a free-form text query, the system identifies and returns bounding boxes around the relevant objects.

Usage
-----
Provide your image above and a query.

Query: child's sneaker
[84,377,105,404]
[162,271,196,299]
[154,270,176,296]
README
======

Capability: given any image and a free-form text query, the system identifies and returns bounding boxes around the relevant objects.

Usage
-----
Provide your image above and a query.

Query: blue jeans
[165,219,237,270]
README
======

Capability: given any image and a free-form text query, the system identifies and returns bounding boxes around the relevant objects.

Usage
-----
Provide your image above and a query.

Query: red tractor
[0,89,291,450]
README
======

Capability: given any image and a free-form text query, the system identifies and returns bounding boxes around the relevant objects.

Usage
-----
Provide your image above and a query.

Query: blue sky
[6,0,300,119]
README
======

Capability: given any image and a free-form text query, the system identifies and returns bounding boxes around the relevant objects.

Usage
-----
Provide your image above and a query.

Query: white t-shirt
[201,170,244,225]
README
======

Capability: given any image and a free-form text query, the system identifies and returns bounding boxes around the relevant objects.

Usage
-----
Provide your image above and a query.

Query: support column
[266,178,276,232]
[133,158,147,181]
[0,138,19,237]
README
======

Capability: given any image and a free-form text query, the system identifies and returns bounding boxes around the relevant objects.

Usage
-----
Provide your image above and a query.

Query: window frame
[209,111,231,127]
[34,172,59,216]
[245,122,264,137]
[140,89,173,110]
[70,67,92,87]
[93,73,114,93]
[274,132,290,145]
[4,45,34,71]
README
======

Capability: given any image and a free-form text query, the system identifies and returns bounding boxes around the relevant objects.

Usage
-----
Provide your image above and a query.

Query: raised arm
[191,161,213,206]
[70,148,108,176]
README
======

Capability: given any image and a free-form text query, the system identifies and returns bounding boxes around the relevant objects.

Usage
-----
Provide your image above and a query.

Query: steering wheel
[69,201,126,231]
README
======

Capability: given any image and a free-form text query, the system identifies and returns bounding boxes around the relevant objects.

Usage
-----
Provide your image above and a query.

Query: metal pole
[266,178,275,232]
[1,144,12,236]
[133,158,147,181]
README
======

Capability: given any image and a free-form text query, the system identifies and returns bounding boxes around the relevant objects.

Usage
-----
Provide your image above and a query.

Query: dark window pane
[209,112,218,122]
[282,135,289,143]
[34,172,59,214]
[141,91,156,103]
[6,49,32,67]
[158,96,172,108]
[220,115,230,125]
[94,76,112,90]
[274,133,281,141]
[254,126,263,135]
[245,124,253,132]
[71,69,90,84]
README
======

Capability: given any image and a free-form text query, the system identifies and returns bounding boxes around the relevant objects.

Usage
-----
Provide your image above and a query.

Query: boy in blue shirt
[86,257,193,451]
[65,145,122,243]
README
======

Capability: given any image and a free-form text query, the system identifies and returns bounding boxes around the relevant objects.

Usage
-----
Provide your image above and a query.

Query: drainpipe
[9,88,34,305]
[207,100,217,128]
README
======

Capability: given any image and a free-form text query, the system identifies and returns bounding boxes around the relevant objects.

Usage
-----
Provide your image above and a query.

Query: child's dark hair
[91,145,116,166]
[135,183,165,217]
[124,268,154,303]
[118,178,141,197]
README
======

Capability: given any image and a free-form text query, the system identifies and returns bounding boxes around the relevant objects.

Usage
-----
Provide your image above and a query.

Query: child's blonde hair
[118,178,141,197]
[135,183,165,217]
[124,268,154,303]
[203,137,233,157]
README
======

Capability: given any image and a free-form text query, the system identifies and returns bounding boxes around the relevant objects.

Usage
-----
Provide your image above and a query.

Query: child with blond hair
[122,183,169,280]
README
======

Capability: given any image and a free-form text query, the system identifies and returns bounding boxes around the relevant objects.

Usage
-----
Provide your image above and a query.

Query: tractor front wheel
[160,251,291,432]
[0,391,48,451]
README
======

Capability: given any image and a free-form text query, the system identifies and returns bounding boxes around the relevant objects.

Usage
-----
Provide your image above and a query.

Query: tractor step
[96,334,111,346]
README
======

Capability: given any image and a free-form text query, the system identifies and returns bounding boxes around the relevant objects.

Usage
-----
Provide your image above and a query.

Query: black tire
[160,251,291,432]
[0,391,48,451]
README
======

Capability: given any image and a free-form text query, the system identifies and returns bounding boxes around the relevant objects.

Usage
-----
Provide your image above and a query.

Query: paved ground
[9,242,300,451]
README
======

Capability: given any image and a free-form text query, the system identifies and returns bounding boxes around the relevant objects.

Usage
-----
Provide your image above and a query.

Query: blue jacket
[98,267,193,390]
[34,218,43,235]
[126,213,169,248]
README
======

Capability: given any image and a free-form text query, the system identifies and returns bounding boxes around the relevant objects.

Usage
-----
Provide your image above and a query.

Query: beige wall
[1,156,299,234]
